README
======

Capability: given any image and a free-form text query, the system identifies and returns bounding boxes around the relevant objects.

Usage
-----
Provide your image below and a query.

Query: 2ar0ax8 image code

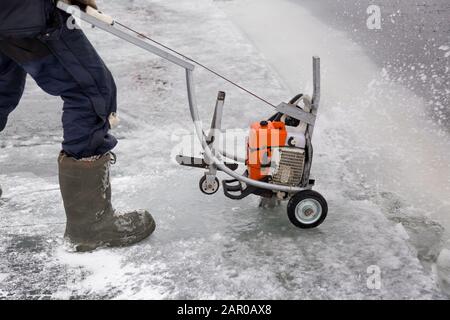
[177,304,273,318]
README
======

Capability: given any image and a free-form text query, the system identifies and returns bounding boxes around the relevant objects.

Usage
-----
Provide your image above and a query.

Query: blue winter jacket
[0,0,55,38]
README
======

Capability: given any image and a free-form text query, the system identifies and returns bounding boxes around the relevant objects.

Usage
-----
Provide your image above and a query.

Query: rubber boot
[58,152,155,252]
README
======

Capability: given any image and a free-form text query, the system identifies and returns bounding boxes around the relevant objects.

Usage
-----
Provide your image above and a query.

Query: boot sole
[73,219,156,252]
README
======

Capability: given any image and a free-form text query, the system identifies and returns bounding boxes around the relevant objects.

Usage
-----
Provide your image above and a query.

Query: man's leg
[42,29,155,250]
[0,23,155,251]
[0,51,27,199]
[43,24,119,159]
[0,51,26,132]
[0,35,116,158]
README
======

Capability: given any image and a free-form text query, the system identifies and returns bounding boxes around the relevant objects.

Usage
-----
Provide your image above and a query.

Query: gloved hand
[69,0,98,10]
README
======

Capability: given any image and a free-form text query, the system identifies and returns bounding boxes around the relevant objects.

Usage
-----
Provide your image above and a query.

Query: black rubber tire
[287,190,328,229]
[199,176,220,195]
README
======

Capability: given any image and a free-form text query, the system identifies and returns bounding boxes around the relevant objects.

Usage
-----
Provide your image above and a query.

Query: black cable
[114,21,277,108]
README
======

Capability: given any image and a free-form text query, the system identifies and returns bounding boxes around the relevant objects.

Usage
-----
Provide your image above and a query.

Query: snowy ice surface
[220,0,450,293]
[0,0,448,299]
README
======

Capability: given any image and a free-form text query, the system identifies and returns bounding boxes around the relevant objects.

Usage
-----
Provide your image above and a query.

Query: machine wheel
[287,190,328,229]
[199,176,220,195]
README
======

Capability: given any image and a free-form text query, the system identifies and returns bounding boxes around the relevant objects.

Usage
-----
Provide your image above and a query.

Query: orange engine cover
[246,121,287,180]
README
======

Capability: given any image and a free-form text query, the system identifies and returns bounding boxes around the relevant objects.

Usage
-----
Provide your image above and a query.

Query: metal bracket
[206,91,226,144]
[205,92,227,176]
[275,102,316,125]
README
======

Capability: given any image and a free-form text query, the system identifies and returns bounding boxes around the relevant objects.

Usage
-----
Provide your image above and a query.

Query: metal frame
[57,1,321,194]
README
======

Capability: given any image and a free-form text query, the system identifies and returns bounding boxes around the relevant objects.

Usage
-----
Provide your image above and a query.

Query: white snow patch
[0,273,9,282]
[54,247,164,299]
[438,45,450,58]
[56,248,127,286]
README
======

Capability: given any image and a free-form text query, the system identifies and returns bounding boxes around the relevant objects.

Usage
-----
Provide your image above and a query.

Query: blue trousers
[0,14,117,159]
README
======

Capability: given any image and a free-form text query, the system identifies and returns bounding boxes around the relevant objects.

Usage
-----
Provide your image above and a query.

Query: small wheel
[287,190,328,229]
[199,176,220,195]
